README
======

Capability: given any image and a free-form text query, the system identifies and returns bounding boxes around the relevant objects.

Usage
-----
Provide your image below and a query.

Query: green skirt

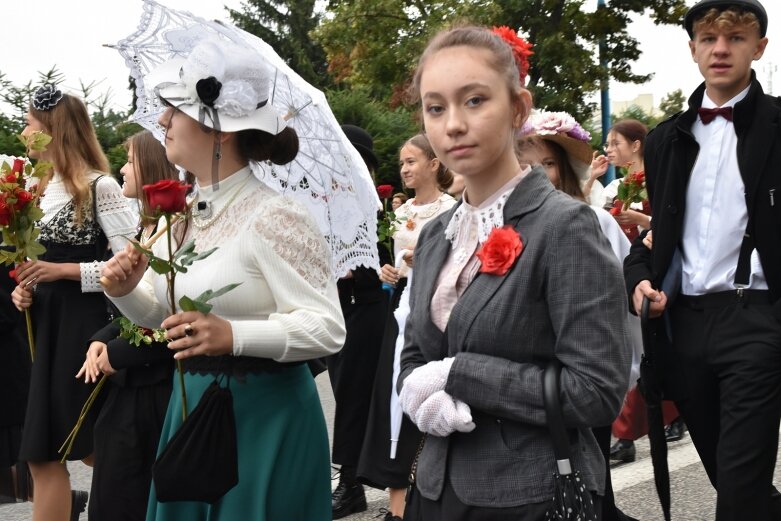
[146,364,331,521]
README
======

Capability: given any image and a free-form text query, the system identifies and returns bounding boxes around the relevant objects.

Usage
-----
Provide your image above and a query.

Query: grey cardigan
[399,167,631,507]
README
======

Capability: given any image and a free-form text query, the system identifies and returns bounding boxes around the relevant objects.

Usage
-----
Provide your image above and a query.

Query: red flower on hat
[492,26,534,84]
[477,225,523,276]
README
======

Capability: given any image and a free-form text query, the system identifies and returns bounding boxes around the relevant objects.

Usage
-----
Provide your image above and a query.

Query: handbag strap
[408,323,452,485]
[543,359,573,475]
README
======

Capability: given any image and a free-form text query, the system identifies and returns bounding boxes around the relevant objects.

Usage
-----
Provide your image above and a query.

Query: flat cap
[684,0,767,38]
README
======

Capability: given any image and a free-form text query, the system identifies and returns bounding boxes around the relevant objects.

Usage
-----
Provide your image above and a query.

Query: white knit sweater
[109,167,346,362]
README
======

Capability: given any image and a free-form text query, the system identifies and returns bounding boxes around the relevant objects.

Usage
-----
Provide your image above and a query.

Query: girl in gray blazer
[398,25,631,519]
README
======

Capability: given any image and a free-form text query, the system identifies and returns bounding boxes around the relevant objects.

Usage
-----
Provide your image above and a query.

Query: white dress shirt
[681,86,768,295]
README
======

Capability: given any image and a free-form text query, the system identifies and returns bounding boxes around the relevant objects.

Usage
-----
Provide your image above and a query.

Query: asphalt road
[3,372,780,520]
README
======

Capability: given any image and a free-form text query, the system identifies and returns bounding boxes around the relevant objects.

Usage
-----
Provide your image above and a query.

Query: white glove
[399,358,455,420]
[414,390,476,437]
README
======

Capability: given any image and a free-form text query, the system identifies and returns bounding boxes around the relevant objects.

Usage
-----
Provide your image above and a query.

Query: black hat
[341,124,379,171]
[684,0,768,38]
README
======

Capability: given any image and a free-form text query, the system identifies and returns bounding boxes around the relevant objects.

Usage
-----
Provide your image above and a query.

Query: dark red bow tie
[698,106,733,124]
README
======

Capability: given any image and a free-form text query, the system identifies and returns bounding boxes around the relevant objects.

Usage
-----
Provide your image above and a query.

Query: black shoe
[70,490,88,521]
[332,467,367,519]
[377,509,403,521]
[609,439,636,463]
[665,417,686,442]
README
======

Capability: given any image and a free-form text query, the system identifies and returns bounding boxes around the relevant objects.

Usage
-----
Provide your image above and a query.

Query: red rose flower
[476,225,523,276]
[9,269,18,282]
[610,200,623,216]
[377,184,394,199]
[3,174,17,184]
[143,180,190,214]
[12,158,25,174]
[13,189,33,211]
[0,199,11,226]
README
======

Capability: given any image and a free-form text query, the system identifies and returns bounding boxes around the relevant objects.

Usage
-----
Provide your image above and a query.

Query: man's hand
[633,280,667,318]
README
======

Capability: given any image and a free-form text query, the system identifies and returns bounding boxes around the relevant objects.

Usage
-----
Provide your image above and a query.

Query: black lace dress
[19,197,115,462]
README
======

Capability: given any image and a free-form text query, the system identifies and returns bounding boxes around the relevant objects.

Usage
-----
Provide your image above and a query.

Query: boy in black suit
[624,1,781,519]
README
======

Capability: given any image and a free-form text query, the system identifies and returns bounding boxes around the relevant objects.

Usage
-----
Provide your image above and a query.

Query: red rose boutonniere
[476,225,523,276]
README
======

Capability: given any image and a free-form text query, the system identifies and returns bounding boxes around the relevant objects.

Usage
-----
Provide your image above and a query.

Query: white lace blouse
[39,172,137,292]
[109,167,346,362]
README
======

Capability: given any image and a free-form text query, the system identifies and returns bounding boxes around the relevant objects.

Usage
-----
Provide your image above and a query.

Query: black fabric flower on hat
[195,77,222,107]
[32,84,64,111]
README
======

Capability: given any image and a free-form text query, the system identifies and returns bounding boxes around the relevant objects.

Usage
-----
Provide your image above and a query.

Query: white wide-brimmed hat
[148,38,287,135]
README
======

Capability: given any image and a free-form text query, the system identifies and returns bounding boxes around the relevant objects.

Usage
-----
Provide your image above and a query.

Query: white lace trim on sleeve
[94,176,138,244]
[80,261,105,293]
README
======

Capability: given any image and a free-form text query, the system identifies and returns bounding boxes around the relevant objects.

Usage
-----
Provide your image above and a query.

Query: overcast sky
[1,1,779,117]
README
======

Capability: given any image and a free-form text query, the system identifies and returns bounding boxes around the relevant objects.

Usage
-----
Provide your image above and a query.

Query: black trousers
[669,296,781,521]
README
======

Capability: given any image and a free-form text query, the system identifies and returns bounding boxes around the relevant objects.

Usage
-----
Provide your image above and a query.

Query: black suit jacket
[625,72,781,307]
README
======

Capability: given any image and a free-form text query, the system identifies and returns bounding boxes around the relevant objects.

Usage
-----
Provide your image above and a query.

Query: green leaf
[617,182,628,201]
[195,283,242,303]
[148,257,172,274]
[187,247,219,264]
[178,295,213,314]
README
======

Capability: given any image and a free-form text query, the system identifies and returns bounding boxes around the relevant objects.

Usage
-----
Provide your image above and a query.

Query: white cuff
[230,320,287,360]
[80,261,104,293]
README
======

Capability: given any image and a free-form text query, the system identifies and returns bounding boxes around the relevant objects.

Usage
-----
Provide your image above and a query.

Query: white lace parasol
[109,0,380,278]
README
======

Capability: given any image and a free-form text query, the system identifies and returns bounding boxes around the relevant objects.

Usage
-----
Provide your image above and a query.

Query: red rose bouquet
[477,225,523,276]
[614,166,647,213]
[0,132,54,361]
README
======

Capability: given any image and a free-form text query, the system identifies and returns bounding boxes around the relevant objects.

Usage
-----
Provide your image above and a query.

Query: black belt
[678,289,771,309]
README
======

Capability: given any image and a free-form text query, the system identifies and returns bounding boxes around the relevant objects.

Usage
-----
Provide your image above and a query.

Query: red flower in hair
[492,26,534,85]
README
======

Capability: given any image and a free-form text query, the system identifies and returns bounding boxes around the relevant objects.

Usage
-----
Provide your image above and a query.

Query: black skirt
[19,243,112,462]
[89,375,172,521]
[357,279,424,490]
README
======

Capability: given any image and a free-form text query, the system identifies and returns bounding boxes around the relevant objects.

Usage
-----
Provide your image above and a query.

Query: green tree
[327,87,419,187]
[314,0,497,102]
[315,0,688,121]
[612,104,658,128]
[658,88,686,119]
[228,0,331,89]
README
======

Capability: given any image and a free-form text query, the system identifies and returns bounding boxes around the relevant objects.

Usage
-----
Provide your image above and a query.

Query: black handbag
[152,379,238,503]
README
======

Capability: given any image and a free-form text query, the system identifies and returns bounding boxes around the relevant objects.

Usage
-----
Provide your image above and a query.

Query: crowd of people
[0,0,779,520]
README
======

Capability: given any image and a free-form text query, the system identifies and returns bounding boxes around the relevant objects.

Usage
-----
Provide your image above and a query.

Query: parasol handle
[640,296,652,357]
[543,359,572,473]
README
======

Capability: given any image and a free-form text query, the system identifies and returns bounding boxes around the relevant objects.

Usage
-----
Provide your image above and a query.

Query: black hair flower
[195,77,222,107]
[32,84,64,111]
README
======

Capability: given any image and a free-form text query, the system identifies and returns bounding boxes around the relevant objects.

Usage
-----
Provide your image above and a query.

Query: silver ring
[184,323,195,337]
[24,276,38,288]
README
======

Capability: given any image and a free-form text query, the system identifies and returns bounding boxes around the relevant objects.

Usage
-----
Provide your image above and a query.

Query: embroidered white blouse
[109,167,346,362]
[39,172,137,292]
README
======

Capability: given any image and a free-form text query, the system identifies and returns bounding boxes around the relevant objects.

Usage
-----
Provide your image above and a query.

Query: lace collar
[444,169,526,247]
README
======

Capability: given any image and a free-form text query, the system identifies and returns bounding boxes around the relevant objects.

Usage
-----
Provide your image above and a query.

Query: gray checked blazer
[398,167,631,508]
